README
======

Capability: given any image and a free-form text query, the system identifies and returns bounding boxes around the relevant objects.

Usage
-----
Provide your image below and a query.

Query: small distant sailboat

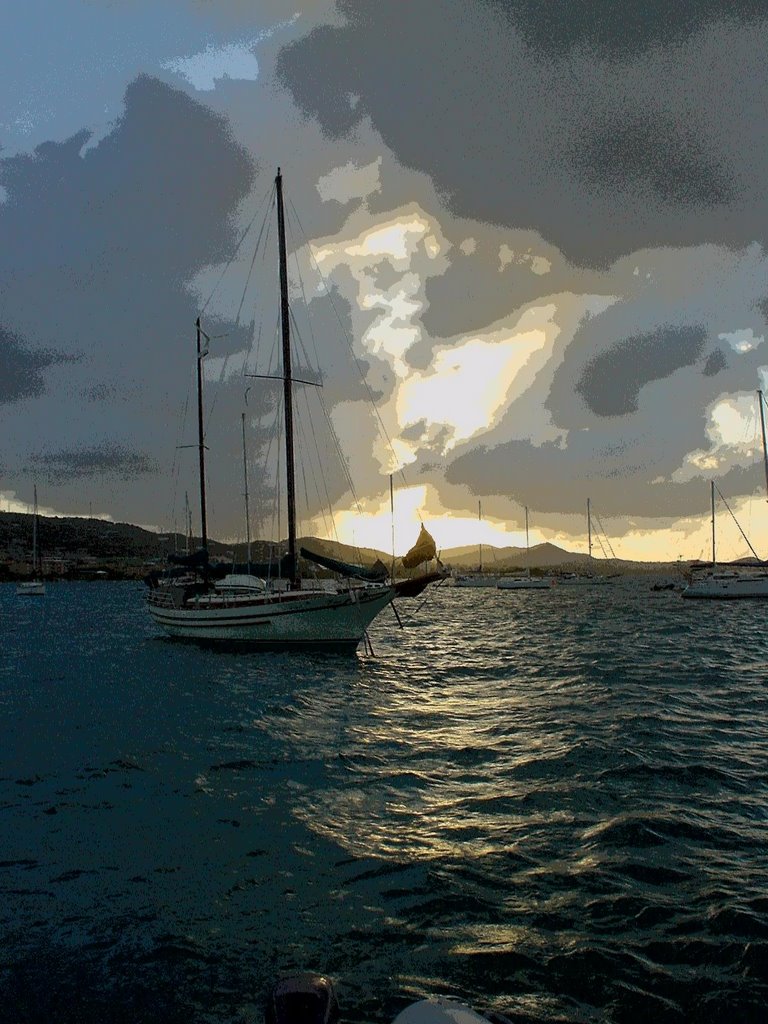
[454,501,499,587]
[556,498,610,585]
[682,486,768,599]
[497,507,552,590]
[16,485,45,597]
[682,389,768,600]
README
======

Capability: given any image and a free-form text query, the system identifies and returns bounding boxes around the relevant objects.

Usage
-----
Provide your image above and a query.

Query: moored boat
[147,169,439,649]
[16,485,45,597]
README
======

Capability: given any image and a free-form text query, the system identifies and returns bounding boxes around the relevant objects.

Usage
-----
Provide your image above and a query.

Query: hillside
[1,509,680,579]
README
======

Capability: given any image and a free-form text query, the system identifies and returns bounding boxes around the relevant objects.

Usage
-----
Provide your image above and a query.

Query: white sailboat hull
[682,572,768,599]
[497,576,552,590]
[454,575,499,588]
[147,583,395,650]
[555,575,610,586]
[16,580,45,596]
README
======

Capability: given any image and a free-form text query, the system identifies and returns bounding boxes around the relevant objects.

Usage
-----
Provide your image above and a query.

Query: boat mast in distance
[275,168,298,588]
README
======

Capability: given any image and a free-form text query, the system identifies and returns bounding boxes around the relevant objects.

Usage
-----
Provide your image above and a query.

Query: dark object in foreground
[266,974,339,1024]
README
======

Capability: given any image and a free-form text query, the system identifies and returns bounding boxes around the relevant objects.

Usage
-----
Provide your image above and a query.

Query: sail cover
[401,525,437,568]
[300,547,388,581]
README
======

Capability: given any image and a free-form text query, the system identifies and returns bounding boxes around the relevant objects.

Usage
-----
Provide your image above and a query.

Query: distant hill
[0,509,688,578]
[440,541,594,569]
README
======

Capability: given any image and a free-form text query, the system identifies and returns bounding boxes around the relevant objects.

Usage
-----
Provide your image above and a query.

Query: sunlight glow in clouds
[325,484,528,553]
[310,206,448,377]
[718,328,764,353]
[345,218,430,261]
[673,392,763,480]
[398,328,551,451]
[316,158,382,204]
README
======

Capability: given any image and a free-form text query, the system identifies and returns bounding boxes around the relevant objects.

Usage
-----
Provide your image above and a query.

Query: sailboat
[454,501,499,587]
[682,389,768,600]
[556,498,610,585]
[497,507,552,589]
[16,485,45,596]
[146,169,438,650]
[682,480,768,600]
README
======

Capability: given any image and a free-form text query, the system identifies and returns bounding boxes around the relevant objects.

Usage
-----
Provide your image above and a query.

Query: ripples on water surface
[1,580,766,1022]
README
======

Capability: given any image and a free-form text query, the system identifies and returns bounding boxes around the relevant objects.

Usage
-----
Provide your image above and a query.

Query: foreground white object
[392,998,493,1024]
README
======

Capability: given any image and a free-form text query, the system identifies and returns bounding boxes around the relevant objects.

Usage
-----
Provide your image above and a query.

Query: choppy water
[1,579,766,1023]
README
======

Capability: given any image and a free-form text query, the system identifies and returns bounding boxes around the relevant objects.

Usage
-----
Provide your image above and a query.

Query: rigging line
[592,510,616,559]
[245,318,265,380]
[714,483,762,561]
[289,306,322,383]
[403,575,450,622]
[200,181,275,315]
[287,198,408,489]
[298,384,336,541]
[316,387,364,521]
[167,366,194,533]
[234,188,275,326]
[294,399,324,538]
[262,191,275,262]
[286,202,323,375]
[294,414,318,543]
[275,394,283,565]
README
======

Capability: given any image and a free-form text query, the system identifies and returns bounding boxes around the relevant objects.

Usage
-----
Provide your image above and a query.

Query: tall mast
[711,479,716,568]
[478,500,483,573]
[241,412,252,570]
[275,168,298,585]
[390,474,395,581]
[525,505,530,577]
[195,316,208,553]
[587,498,592,560]
[32,484,38,575]
[184,491,191,555]
[759,389,768,501]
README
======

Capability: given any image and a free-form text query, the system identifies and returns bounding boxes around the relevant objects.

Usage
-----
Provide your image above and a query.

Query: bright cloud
[673,392,763,480]
[499,244,552,275]
[316,158,382,204]
[326,483,528,553]
[718,328,765,353]
[162,40,261,91]
[398,328,550,450]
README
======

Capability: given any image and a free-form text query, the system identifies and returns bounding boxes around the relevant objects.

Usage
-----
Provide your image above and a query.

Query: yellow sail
[401,524,437,568]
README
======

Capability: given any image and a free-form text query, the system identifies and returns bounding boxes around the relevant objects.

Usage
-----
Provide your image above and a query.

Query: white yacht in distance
[555,498,611,585]
[682,390,768,600]
[16,485,45,597]
[454,501,499,587]
[497,507,552,590]
[682,475,768,601]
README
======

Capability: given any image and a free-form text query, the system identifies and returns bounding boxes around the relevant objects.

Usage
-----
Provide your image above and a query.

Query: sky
[4,0,768,562]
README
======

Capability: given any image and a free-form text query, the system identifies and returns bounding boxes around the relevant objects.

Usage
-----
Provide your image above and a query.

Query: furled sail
[300,547,389,581]
[401,524,437,568]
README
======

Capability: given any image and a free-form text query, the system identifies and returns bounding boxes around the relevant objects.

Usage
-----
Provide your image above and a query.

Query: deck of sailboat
[147,580,395,646]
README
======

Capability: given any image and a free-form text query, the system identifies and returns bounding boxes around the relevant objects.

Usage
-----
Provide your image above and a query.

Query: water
[1,580,766,1023]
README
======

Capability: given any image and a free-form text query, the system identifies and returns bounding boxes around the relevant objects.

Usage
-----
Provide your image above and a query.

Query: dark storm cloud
[500,0,766,56]
[575,325,707,417]
[703,348,728,376]
[0,75,255,356]
[31,444,157,483]
[445,435,762,520]
[0,327,76,404]
[573,113,734,208]
[276,1,768,267]
[0,75,255,524]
